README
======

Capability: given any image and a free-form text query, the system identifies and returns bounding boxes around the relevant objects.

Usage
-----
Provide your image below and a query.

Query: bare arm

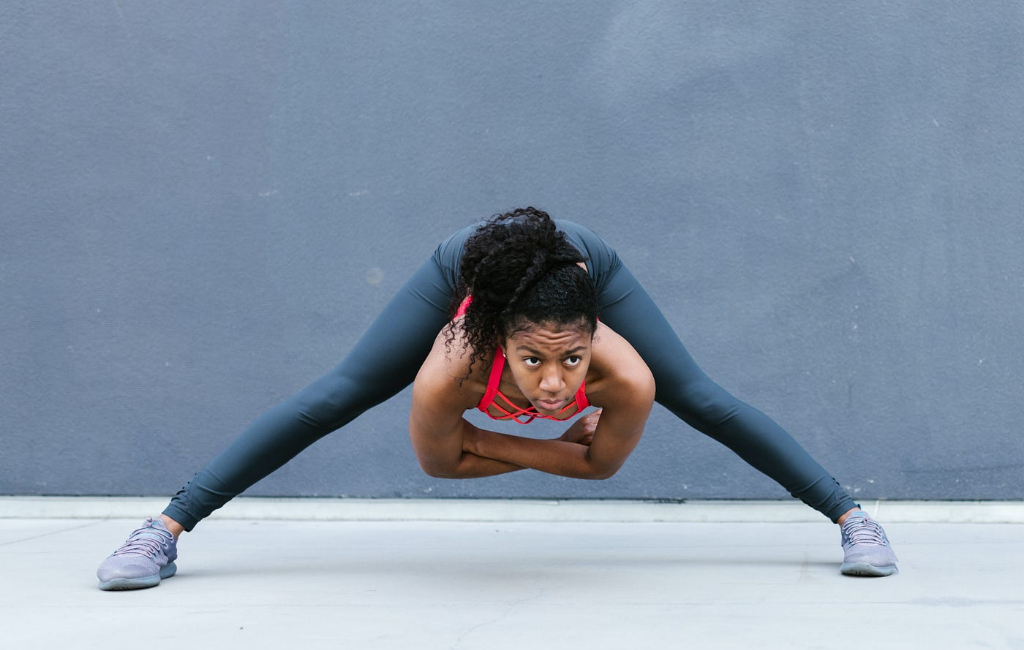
[409,331,526,478]
[462,379,652,480]
[410,324,655,481]
[461,324,655,479]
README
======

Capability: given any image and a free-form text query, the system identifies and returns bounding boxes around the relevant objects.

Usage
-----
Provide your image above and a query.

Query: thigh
[328,219,489,404]
[593,262,714,402]
[332,253,459,403]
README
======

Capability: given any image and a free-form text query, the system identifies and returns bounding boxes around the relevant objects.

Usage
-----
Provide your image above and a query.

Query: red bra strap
[479,345,505,413]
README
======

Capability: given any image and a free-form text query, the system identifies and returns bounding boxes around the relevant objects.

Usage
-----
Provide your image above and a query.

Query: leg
[570,228,895,575]
[163,253,458,531]
[589,255,858,522]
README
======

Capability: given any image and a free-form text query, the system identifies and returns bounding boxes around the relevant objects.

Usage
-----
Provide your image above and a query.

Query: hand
[558,409,602,446]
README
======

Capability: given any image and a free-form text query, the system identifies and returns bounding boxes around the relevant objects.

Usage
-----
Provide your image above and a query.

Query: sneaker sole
[840,561,897,577]
[98,562,177,591]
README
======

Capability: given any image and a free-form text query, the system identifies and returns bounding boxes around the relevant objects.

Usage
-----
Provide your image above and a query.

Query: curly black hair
[445,207,599,379]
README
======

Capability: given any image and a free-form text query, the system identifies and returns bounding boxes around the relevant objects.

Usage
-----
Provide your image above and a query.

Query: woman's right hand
[558,409,602,446]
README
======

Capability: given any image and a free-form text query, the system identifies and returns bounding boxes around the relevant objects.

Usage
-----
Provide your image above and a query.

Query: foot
[840,510,898,577]
[97,517,178,591]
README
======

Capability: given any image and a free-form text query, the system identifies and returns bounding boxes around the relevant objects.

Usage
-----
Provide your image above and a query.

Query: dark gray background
[2,2,1022,502]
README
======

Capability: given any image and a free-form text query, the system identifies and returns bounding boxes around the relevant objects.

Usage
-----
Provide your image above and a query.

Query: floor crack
[450,589,545,649]
[0,520,107,546]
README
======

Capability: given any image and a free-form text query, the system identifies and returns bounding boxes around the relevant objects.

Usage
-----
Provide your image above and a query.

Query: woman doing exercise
[96,208,898,590]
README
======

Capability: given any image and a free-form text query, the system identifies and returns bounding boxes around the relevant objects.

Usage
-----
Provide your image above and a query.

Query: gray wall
[2,2,1022,502]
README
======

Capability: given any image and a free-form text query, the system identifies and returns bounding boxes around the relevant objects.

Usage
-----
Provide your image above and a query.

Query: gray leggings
[164,220,856,530]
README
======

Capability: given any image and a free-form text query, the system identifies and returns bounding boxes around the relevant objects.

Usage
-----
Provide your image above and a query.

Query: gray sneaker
[840,510,898,577]
[97,517,178,591]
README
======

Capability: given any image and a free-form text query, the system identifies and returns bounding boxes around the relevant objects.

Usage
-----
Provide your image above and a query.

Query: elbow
[417,456,460,479]
[419,461,452,479]
[583,462,621,481]
[580,443,626,480]
[579,450,622,480]
[420,465,448,479]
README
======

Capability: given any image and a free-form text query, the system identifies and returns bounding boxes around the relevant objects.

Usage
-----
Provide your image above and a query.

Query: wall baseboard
[2,496,1023,523]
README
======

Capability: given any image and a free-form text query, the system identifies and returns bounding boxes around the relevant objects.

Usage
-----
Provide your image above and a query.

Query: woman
[97,208,897,590]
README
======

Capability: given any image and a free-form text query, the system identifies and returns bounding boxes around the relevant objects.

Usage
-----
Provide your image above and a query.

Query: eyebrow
[515,345,588,357]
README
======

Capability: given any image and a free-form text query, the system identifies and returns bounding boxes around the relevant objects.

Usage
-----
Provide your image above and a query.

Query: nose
[538,365,565,394]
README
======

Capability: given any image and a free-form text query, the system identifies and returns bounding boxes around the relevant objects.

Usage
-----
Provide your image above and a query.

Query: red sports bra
[477,346,590,424]
[454,295,590,424]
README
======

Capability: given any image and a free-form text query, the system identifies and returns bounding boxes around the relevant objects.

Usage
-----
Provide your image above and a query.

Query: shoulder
[413,320,491,411]
[585,323,655,406]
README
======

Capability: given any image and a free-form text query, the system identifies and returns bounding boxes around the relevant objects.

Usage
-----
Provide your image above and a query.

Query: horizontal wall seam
[2,497,1024,523]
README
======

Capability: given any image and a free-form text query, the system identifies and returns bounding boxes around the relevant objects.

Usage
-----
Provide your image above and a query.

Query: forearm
[413,417,526,479]
[469,428,611,479]
[442,452,525,479]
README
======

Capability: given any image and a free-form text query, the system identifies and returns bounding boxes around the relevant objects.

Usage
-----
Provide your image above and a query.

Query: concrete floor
[2,507,1022,650]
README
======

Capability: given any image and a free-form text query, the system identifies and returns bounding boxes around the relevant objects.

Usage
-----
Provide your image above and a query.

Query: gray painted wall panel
[2,2,1022,501]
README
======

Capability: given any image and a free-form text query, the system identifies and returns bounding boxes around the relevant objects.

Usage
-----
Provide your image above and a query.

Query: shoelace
[112,523,171,557]
[842,516,886,546]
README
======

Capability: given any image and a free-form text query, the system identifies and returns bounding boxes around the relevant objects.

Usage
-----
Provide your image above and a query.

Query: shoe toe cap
[97,557,159,582]
[844,546,898,567]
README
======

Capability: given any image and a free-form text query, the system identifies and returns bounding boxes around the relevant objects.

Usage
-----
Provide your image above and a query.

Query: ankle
[158,515,185,539]
[836,508,864,526]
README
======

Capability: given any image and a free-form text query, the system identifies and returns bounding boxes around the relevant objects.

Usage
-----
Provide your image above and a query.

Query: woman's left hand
[558,409,602,446]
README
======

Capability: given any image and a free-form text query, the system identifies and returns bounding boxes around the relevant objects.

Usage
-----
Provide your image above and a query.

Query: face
[502,321,593,414]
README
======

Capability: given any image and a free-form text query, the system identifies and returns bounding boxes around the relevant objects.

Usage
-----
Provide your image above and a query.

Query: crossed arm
[408,335,655,481]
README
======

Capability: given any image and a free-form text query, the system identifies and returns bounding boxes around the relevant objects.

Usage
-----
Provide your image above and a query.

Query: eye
[523,357,542,367]
[565,356,582,367]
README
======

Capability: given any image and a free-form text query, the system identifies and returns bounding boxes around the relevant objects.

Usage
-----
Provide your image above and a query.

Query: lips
[535,398,566,411]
